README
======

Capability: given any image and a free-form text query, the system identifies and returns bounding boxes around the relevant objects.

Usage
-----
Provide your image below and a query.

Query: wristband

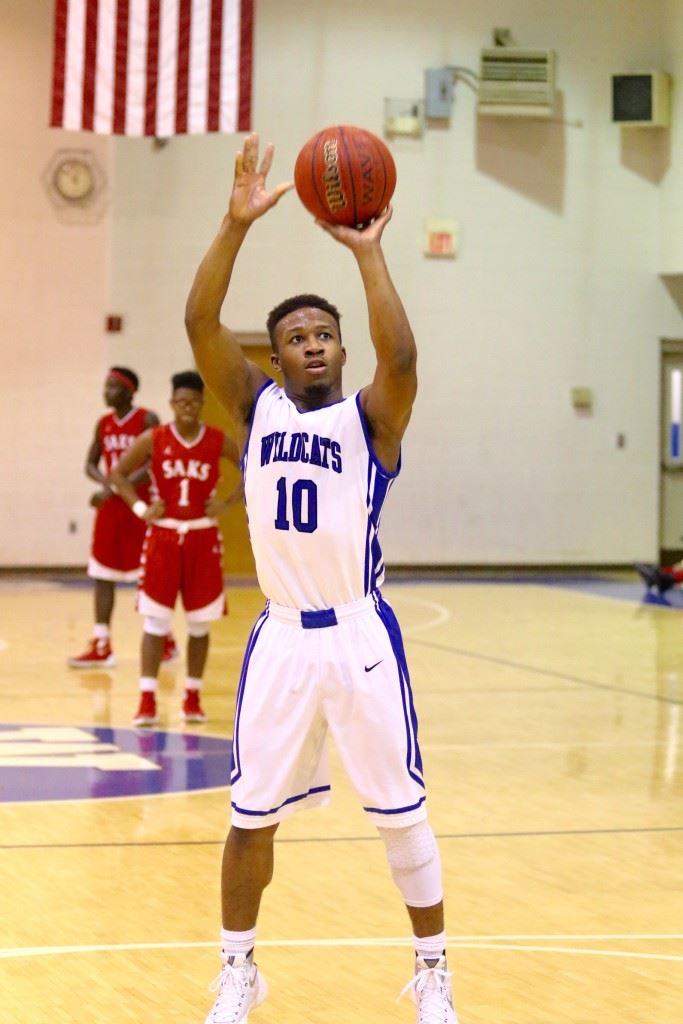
[132,500,149,519]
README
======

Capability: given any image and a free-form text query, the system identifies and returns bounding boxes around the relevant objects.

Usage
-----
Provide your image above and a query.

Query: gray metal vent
[478,48,556,118]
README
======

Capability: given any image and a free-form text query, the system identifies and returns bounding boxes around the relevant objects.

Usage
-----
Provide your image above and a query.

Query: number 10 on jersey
[275,477,318,533]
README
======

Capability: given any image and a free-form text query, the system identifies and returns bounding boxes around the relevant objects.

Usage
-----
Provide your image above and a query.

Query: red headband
[108,369,137,393]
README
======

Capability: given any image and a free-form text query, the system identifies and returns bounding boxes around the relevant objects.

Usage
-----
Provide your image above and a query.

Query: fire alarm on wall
[106,315,123,332]
[424,219,459,259]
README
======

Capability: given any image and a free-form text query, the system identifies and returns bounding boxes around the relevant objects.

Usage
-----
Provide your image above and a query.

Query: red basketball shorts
[137,523,226,621]
[88,496,147,581]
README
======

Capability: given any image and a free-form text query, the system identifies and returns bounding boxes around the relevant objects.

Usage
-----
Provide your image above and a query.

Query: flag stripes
[51,0,68,128]
[143,0,160,136]
[112,0,129,134]
[207,0,223,130]
[50,0,252,136]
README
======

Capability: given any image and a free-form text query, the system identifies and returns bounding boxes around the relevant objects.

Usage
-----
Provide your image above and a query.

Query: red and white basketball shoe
[67,638,116,669]
[132,692,159,727]
[161,634,180,663]
[181,689,207,723]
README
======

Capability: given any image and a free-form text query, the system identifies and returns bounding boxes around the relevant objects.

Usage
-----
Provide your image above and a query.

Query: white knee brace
[144,615,169,637]
[378,820,443,908]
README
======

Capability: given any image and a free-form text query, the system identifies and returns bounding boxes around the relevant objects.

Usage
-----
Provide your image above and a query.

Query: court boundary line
[2,934,682,962]
[408,637,683,706]
[2,823,682,851]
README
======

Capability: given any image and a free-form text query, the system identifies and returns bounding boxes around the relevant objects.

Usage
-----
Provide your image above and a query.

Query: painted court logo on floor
[0,725,232,802]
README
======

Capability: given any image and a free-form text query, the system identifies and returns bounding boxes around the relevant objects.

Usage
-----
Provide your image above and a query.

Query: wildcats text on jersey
[260,430,342,473]
[244,386,399,608]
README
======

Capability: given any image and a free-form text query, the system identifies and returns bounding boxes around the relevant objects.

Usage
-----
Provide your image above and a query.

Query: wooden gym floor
[0,572,681,1023]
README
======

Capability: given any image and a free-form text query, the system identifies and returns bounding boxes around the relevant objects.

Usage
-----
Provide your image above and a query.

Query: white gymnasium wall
[3,0,683,566]
[0,0,112,567]
[661,0,683,272]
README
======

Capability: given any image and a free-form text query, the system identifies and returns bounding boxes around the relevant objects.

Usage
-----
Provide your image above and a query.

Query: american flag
[50,0,253,136]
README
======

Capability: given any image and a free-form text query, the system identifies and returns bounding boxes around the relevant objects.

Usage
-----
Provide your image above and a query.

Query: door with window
[200,336,274,578]
[659,339,683,561]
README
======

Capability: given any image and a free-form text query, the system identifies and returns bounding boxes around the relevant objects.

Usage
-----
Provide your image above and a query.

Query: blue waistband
[300,607,339,629]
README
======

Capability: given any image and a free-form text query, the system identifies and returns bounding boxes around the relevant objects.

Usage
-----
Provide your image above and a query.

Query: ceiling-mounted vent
[477,48,556,118]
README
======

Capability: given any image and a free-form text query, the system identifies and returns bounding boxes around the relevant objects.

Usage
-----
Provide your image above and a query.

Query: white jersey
[243,381,399,609]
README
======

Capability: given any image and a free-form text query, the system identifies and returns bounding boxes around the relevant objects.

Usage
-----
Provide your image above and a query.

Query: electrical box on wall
[383,98,425,137]
[425,68,454,119]
[611,72,671,127]
[571,387,593,411]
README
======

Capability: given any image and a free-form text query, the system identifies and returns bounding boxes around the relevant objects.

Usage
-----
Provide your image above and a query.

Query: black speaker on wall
[611,72,671,127]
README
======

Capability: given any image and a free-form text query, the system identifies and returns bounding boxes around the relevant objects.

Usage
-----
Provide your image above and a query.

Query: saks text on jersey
[260,431,342,473]
[103,433,136,453]
[161,458,211,481]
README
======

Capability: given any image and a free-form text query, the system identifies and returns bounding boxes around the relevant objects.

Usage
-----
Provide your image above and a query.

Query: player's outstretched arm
[317,208,417,470]
[185,134,293,434]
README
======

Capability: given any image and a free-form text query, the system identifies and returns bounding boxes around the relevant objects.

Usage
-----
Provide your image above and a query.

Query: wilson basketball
[294,125,396,228]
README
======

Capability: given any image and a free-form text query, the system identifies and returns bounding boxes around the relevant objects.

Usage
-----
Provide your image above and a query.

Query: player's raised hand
[315,205,393,250]
[229,134,294,226]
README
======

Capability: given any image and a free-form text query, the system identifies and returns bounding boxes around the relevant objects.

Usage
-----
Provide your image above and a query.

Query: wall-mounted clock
[52,156,95,202]
[43,149,107,222]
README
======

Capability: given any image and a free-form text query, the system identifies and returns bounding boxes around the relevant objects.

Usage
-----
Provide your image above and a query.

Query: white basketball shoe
[204,954,268,1024]
[400,954,459,1024]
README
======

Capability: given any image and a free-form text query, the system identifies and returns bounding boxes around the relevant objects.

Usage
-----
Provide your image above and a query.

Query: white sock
[185,676,202,691]
[94,624,110,640]
[139,676,157,693]
[414,931,447,964]
[221,926,257,963]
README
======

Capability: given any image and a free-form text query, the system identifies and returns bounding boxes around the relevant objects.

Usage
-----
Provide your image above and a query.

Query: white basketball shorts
[229,591,427,829]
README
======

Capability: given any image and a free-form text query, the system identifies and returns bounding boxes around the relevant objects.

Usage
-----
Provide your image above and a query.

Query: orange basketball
[294,125,396,228]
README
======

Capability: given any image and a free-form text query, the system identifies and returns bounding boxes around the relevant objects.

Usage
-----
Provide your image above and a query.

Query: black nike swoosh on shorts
[364,660,383,672]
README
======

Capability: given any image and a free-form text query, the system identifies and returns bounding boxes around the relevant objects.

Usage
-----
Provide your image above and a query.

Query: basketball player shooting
[185,133,459,1024]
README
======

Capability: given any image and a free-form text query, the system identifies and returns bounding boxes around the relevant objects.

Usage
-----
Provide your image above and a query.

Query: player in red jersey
[109,370,242,725]
[67,367,179,668]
